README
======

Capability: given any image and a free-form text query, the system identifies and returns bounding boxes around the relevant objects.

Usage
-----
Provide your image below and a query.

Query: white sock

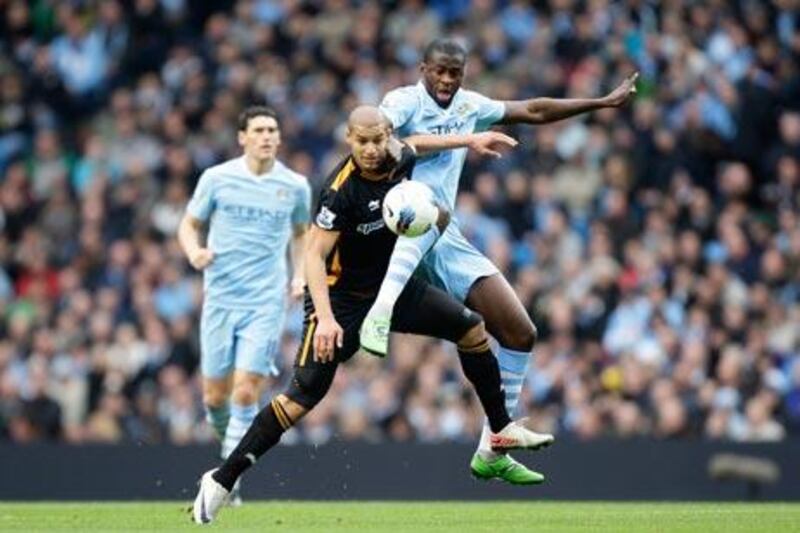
[477,346,530,460]
[370,227,441,317]
[222,402,259,459]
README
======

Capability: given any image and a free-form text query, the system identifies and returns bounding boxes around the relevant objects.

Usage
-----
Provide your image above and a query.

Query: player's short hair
[237,105,280,131]
[423,38,467,63]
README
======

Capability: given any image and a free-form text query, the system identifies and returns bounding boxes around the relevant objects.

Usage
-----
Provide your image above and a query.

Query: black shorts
[295,277,479,369]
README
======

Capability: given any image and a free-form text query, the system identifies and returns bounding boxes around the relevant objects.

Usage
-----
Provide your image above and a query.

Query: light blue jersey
[380,81,506,209]
[380,82,506,302]
[187,156,311,309]
[187,156,311,377]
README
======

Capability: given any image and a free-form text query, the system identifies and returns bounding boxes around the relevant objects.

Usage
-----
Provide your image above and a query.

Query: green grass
[0,502,798,532]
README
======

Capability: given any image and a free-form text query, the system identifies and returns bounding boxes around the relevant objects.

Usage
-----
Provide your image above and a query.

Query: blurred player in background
[360,38,638,484]
[178,106,311,504]
[191,106,551,524]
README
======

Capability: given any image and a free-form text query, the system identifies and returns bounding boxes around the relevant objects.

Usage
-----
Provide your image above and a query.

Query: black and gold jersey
[314,143,417,295]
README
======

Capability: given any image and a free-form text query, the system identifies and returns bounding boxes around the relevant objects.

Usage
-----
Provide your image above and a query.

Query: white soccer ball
[382,180,438,238]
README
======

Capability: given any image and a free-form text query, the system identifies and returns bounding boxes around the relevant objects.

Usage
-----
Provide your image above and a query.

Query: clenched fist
[189,248,214,270]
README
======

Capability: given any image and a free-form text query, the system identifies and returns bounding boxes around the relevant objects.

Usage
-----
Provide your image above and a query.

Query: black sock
[212,399,292,491]
[458,341,512,433]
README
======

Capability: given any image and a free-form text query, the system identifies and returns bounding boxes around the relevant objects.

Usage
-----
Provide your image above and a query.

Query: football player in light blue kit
[178,106,310,502]
[360,39,637,484]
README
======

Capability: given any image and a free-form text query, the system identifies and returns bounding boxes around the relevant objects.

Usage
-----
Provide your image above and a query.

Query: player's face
[239,115,281,161]
[421,52,465,108]
[346,124,391,172]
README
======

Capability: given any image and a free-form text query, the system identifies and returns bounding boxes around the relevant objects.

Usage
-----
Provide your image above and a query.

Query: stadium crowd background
[0,0,799,445]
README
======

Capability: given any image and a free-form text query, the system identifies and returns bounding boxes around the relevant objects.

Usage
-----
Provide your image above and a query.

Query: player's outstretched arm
[305,226,344,363]
[402,131,518,158]
[500,72,638,125]
[289,224,308,299]
[178,213,214,270]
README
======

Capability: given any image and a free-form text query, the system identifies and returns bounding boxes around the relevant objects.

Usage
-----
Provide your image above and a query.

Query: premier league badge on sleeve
[316,206,337,229]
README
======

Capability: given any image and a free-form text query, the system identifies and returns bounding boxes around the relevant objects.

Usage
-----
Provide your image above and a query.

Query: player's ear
[237,130,246,148]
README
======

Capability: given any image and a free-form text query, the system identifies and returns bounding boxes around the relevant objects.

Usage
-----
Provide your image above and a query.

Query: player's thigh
[465,273,536,350]
[234,304,285,377]
[199,305,238,380]
[391,278,481,344]
[421,224,500,302]
[295,293,368,369]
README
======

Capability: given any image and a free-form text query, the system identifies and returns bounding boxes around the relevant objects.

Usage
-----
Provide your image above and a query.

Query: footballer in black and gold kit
[195,108,549,520]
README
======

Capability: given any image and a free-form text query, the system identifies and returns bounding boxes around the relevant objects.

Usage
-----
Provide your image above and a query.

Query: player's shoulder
[274,160,311,191]
[458,88,495,105]
[322,155,358,193]
[201,157,243,180]
[381,84,422,109]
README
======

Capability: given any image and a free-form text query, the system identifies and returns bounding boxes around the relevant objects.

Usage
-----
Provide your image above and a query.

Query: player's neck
[244,155,276,177]
[354,158,388,181]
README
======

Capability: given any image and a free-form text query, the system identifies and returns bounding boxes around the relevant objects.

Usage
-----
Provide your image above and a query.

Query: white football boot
[489,419,555,452]
[227,478,242,507]
[192,469,230,524]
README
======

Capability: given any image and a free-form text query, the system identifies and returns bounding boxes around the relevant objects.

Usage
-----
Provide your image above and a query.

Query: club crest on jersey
[316,206,337,229]
[368,199,380,211]
[276,188,291,201]
[456,103,474,116]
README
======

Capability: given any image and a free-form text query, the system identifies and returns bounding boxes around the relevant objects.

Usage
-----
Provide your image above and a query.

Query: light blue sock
[222,402,259,459]
[478,346,530,458]
[497,347,530,416]
[370,227,441,316]
[205,404,230,442]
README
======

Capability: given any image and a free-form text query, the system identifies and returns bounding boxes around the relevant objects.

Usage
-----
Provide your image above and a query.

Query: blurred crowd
[1,0,799,446]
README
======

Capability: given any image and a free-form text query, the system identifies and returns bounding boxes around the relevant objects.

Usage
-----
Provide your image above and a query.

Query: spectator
[0,1,798,445]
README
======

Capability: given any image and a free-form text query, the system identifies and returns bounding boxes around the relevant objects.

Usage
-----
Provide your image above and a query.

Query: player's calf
[456,322,512,434]
[203,378,232,441]
[212,393,307,493]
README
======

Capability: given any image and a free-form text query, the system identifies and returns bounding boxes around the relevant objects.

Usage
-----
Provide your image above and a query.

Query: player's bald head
[347,105,390,130]
[345,106,393,172]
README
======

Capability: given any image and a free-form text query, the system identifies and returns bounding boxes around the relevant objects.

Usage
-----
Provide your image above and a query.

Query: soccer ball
[382,180,438,238]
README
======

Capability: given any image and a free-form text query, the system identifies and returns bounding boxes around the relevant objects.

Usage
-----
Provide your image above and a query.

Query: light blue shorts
[200,300,285,378]
[418,223,499,302]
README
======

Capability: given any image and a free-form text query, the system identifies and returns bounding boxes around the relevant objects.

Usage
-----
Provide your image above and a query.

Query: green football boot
[470,453,545,485]
[359,313,391,356]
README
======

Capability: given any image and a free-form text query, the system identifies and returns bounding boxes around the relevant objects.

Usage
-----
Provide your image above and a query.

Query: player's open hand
[603,72,639,107]
[189,248,214,270]
[314,316,344,363]
[467,131,518,158]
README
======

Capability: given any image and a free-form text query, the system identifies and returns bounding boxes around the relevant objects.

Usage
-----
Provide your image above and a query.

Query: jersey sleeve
[292,179,312,225]
[471,91,507,132]
[186,170,215,221]
[380,87,418,130]
[314,187,353,232]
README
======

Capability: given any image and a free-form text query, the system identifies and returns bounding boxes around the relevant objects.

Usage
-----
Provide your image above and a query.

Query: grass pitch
[0,501,797,532]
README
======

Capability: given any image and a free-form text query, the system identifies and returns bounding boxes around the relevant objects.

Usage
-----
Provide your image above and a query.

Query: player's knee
[203,385,229,408]
[435,205,451,233]
[501,319,537,352]
[286,367,335,410]
[231,379,260,406]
